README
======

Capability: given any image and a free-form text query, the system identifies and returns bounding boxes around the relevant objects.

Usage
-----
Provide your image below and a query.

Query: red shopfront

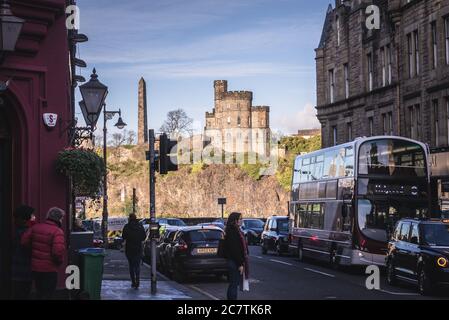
[0,0,72,298]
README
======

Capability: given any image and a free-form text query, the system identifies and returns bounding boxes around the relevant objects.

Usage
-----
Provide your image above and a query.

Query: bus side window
[345,147,354,177]
[300,204,308,228]
[342,204,352,232]
[314,156,324,180]
[301,157,310,182]
[294,206,299,228]
[293,157,301,184]
[299,204,307,228]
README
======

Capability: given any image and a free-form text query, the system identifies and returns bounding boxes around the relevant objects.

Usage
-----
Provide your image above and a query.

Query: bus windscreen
[358,139,426,177]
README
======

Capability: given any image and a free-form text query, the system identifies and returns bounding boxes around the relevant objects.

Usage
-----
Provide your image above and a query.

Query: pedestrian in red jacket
[21,207,66,300]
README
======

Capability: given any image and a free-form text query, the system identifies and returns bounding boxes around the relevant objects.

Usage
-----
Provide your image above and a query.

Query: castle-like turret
[205,80,270,155]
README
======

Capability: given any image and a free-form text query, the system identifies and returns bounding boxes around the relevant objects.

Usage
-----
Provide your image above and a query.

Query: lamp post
[0,0,25,63]
[79,69,127,247]
[102,106,126,247]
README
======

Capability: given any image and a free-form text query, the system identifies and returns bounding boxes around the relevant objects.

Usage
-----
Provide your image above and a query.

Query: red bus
[288,136,432,267]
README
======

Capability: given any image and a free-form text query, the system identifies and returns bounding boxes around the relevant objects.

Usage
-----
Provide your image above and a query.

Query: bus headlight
[437,257,448,268]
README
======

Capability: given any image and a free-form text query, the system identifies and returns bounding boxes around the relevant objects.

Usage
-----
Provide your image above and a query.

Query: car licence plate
[196,248,218,255]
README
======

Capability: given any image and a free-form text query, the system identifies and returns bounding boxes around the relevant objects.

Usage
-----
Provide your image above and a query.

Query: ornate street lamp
[0,0,24,53]
[79,68,108,129]
[115,112,127,130]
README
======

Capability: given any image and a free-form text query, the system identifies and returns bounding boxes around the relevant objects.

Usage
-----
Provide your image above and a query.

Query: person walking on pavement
[224,212,249,300]
[122,213,146,289]
[21,207,66,300]
[11,205,34,300]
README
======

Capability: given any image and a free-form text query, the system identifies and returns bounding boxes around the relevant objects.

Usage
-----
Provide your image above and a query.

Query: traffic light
[158,133,178,174]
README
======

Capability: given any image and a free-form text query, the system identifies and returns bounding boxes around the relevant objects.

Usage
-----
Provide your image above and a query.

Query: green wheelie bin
[78,248,106,300]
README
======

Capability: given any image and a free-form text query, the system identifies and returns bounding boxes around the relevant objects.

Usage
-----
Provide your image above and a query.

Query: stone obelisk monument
[138,77,148,144]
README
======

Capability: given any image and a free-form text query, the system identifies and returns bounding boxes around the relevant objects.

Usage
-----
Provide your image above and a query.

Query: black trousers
[127,255,142,286]
[33,272,58,300]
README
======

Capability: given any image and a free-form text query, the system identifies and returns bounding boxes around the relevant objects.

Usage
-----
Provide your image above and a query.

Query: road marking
[252,256,264,259]
[304,268,336,278]
[269,259,293,266]
[377,289,420,296]
[188,285,220,301]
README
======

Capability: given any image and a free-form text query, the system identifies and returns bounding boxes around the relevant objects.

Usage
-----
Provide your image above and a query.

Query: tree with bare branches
[160,109,193,136]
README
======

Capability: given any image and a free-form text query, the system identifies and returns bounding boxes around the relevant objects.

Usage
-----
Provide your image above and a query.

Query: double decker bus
[288,136,432,267]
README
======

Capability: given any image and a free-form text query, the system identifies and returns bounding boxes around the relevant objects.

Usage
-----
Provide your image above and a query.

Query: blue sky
[75,0,332,137]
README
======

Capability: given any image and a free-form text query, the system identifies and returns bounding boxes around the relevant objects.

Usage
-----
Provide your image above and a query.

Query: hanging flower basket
[56,148,106,198]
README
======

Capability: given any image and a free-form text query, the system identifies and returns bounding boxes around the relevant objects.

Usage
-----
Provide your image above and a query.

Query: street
[164,246,448,300]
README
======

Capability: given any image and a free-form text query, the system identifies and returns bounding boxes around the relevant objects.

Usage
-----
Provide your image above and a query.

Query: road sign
[218,198,227,205]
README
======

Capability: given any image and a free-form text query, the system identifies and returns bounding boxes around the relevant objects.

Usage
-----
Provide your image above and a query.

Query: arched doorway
[0,101,13,298]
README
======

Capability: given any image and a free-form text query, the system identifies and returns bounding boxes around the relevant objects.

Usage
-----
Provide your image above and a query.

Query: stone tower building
[138,77,148,144]
[205,80,270,155]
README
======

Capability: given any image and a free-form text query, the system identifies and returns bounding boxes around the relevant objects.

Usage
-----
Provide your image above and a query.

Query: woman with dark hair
[224,212,249,300]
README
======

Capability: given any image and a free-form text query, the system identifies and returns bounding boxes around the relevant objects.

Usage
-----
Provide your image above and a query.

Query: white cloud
[101,60,314,79]
[273,103,320,134]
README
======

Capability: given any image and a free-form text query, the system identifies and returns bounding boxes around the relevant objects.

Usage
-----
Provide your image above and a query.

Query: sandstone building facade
[316,0,449,148]
[315,0,449,207]
[205,80,270,155]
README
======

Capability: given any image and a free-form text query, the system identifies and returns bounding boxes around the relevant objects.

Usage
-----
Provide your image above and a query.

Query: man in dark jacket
[11,205,34,299]
[122,214,146,289]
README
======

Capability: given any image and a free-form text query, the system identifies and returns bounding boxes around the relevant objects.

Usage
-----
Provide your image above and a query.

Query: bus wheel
[298,243,304,262]
[386,260,397,286]
[329,248,339,270]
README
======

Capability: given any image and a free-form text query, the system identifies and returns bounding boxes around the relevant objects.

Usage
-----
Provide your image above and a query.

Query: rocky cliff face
[156,164,289,218]
[89,145,289,219]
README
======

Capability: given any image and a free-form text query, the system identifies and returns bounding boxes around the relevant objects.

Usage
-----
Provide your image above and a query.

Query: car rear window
[422,224,449,246]
[168,219,186,226]
[187,230,223,242]
[244,220,264,228]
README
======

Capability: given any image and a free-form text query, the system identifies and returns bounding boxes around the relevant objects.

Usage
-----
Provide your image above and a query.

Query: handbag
[240,272,250,292]
[217,238,227,258]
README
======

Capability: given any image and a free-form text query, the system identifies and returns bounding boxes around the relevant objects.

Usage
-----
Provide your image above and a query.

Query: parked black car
[386,218,449,295]
[160,228,181,271]
[143,226,179,270]
[261,216,289,255]
[242,219,265,245]
[165,226,227,282]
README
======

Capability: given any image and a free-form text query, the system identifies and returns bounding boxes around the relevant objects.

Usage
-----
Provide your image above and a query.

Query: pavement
[101,249,210,300]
